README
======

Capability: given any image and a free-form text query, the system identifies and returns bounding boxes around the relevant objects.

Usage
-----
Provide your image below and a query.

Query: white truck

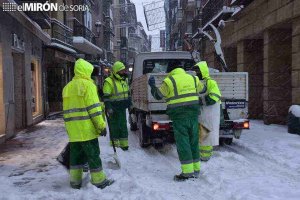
[129,51,249,147]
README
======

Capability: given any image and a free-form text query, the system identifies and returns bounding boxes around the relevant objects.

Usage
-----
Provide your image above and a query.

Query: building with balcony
[165,0,180,51]
[127,22,151,66]
[137,22,151,53]
[164,0,300,124]
[43,0,78,115]
[165,0,201,51]
[103,0,115,64]
[201,0,300,125]
[0,0,51,143]
[113,0,137,66]
[44,0,110,115]
[0,0,115,144]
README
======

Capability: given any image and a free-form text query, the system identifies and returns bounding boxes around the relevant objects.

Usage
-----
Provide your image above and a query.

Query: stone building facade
[201,0,300,124]
[0,4,51,143]
[165,0,300,125]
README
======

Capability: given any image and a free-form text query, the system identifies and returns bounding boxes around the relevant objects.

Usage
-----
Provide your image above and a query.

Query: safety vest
[163,68,199,109]
[103,76,129,102]
[63,59,106,142]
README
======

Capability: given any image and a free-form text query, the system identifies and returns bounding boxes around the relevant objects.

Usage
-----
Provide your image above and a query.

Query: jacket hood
[112,61,126,80]
[168,68,185,76]
[195,61,210,79]
[112,61,125,73]
[74,58,94,80]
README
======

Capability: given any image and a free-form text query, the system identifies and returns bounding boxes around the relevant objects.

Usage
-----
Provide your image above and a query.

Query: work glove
[148,76,156,87]
[106,108,114,118]
[205,95,217,106]
[100,128,107,137]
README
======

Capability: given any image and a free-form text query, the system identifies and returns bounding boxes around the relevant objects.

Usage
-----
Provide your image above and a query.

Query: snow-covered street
[0,119,300,200]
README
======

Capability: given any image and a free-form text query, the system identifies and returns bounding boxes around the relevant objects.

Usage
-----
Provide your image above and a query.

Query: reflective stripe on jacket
[63,59,106,142]
[162,68,200,109]
[103,76,129,102]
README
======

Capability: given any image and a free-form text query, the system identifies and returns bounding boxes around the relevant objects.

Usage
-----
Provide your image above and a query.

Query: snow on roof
[289,105,300,117]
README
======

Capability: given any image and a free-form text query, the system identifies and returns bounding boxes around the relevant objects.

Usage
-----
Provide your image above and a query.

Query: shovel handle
[106,110,117,153]
[111,137,117,153]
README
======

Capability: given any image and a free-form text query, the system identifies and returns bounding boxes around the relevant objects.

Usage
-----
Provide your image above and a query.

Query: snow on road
[0,119,299,200]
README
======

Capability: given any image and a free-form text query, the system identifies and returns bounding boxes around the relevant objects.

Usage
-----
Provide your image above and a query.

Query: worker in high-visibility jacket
[148,61,205,181]
[194,61,222,161]
[63,59,114,189]
[103,61,130,150]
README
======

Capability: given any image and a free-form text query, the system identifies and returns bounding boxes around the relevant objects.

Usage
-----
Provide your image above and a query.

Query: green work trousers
[69,138,106,188]
[173,117,200,176]
[107,109,128,148]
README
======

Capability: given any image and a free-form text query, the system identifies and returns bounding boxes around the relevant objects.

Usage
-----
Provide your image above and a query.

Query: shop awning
[73,36,103,55]
[49,42,77,54]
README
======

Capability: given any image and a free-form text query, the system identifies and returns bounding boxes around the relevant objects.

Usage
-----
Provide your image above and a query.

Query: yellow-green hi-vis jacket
[158,68,204,109]
[63,59,106,142]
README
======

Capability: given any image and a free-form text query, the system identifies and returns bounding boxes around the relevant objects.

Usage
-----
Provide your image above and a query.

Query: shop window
[31,61,42,117]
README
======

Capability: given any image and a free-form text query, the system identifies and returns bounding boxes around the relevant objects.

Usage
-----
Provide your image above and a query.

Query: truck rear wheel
[129,113,138,131]
[137,113,150,148]
[219,138,233,145]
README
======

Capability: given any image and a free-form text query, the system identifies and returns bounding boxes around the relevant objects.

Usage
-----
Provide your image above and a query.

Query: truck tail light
[152,123,170,131]
[233,121,250,129]
[243,121,249,129]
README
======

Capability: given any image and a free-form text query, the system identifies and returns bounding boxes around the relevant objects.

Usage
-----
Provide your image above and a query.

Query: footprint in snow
[13,181,30,186]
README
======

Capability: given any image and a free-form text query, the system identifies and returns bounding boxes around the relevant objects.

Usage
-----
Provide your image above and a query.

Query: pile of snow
[289,105,300,117]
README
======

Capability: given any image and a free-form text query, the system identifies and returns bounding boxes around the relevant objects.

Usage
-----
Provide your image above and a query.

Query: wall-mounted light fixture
[95,21,102,37]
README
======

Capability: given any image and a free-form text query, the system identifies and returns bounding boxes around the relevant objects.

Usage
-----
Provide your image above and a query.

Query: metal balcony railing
[15,0,51,29]
[69,18,96,44]
[51,19,73,46]
[73,24,95,43]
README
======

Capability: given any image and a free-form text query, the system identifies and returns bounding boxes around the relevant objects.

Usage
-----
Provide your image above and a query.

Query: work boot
[200,157,210,162]
[121,147,128,151]
[70,183,81,189]
[173,173,194,182]
[96,179,115,189]
[194,171,200,178]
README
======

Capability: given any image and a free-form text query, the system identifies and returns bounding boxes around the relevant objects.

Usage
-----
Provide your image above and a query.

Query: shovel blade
[113,153,121,168]
[107,153,121,169]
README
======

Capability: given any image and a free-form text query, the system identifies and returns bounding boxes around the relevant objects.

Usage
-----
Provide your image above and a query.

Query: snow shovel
[57,143,70,170]
[109,137,121,169]
[106,112,121,169]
